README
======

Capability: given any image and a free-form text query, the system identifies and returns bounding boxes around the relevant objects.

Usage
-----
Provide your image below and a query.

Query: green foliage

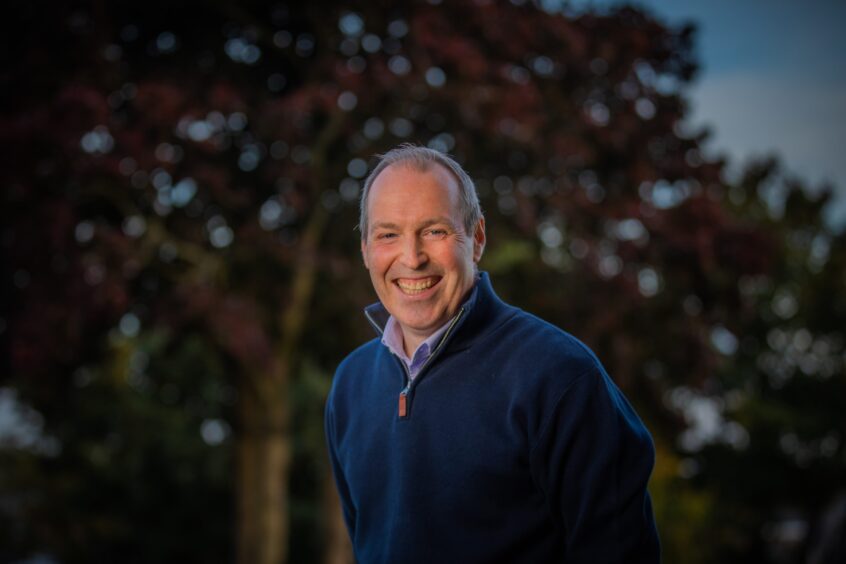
[650,441,716,564]
[693,169,846,563]
[1,329,234,562]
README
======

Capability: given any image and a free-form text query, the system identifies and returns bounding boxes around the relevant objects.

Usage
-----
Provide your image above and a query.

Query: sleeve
[324,388,357,540]
[528,366,661,563]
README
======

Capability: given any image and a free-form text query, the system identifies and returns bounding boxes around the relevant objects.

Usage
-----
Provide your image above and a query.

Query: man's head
[359,145,482,240]
[360,145,485,349]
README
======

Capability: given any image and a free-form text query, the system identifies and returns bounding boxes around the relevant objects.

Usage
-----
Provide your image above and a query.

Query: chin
[398,311,444,332]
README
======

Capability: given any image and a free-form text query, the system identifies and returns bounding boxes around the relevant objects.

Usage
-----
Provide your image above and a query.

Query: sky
[569,0,846,228]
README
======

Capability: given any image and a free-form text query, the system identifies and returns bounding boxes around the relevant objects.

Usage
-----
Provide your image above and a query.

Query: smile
[395,276,440,295]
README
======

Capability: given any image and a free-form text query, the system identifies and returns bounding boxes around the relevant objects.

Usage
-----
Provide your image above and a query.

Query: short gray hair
[358,144,483,239]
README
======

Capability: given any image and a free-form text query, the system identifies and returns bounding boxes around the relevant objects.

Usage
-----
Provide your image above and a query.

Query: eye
[425,228,448,238]
[375,232,397,240]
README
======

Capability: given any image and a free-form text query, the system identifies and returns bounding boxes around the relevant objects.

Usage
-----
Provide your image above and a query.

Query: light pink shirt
[382,316,455,380]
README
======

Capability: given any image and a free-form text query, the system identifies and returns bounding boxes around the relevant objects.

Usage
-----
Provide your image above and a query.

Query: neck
[401,329,427,358]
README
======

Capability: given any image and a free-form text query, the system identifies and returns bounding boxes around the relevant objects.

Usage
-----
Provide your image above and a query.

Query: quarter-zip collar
[363,272,511,359]
[362,272,517,419]
[364,274,480,338]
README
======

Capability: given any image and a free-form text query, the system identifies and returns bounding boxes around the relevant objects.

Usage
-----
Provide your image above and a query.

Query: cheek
[365,246,392,273]
[435,245,472,273]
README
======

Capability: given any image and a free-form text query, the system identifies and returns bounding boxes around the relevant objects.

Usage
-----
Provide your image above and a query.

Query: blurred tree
[687,163,846,563]
[1,1,843,564]
[0,330,235,562]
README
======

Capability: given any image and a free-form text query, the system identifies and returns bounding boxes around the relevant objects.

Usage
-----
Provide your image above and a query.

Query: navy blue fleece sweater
[325,273,660,563]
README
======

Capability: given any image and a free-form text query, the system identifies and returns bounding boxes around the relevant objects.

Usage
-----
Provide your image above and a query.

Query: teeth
[397,278,437,294]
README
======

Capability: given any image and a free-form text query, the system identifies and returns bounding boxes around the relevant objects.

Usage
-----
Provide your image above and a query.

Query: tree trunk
[233,178,330,564]
[236,371,291,564]
[234,109,344,564]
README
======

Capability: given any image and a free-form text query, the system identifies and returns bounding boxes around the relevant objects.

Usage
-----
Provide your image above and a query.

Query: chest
[336,357,538,519]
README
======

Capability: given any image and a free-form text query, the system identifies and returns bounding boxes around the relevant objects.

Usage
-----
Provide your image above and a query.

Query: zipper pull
[398,390,409,418]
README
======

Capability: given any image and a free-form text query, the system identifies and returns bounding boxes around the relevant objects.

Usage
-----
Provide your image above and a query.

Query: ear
[472,218,486,263]
[361,237,370,269]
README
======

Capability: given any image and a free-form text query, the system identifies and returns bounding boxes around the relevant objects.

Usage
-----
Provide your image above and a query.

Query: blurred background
[1,1,844,563]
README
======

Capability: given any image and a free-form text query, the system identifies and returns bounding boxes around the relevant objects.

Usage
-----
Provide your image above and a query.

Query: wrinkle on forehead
[366,164,463,239]
[382,159,460,189]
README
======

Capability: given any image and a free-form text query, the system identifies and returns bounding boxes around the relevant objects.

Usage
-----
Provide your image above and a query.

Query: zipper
[398,381,411,418]
[414,308,465,379]
[397,307,466,419]
[365,306,467,419]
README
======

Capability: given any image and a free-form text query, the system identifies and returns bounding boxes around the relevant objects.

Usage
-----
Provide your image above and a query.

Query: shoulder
[331,337,383,394]
[470,304,623,446]
[327,337,383,406]
[494,306,601,381]
[335,337,382,375]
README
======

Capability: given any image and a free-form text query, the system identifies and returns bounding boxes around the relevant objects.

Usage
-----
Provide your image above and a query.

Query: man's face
[361,162,485,345]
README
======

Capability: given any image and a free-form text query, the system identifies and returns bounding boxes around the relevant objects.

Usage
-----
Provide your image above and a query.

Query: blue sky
[568,0,846,227]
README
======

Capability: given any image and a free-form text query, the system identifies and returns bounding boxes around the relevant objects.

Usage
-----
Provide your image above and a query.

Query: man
[325,145,660,563]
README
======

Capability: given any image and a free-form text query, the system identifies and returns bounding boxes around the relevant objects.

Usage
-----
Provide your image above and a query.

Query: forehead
[367,162,461,215]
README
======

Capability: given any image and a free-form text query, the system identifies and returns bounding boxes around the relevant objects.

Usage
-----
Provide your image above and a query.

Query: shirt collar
[363,273,485,335]
[363,273,492,375]
[381,314,456,379]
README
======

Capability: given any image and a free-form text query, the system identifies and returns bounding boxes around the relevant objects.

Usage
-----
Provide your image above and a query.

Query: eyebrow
[370,217,457,232]
[370,221,400,233]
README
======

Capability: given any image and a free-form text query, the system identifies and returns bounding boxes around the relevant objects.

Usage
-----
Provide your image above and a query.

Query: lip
[392,275,442,299]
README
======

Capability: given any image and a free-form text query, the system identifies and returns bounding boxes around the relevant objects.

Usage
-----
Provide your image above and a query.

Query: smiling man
[325,145,660,563]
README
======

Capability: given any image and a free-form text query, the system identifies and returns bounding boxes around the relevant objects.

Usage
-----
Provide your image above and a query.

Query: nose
[399,235,427,269]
